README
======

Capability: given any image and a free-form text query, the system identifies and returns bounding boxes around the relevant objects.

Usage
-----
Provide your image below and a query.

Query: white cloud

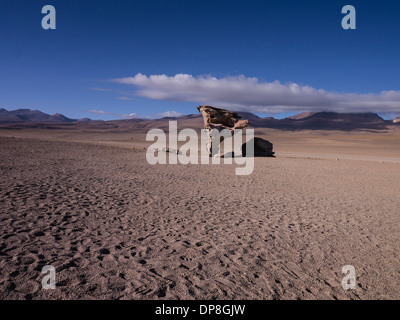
[116,96,133,100]
[120,112,138,119]
[89,88,112,92]
[86,110,139,119]
[155,111,183,118]
[113,73,400,114]
[87,109,114,115]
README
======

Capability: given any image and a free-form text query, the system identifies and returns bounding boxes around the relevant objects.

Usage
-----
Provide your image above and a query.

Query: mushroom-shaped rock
[197,105,250,157]
[197,105,249,131]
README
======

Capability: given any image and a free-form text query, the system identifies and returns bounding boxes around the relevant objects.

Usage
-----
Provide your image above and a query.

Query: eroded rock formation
[197,105,275,158]
[197,105,250,157]
[197,105,249,131]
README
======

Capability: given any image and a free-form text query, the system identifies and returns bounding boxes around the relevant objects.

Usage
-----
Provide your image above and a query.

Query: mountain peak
[286,111,383,122]
[286,112,316,120]
[0,108,75,123]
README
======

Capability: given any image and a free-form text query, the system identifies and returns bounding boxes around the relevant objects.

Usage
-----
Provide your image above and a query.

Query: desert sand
[1,124,400,300]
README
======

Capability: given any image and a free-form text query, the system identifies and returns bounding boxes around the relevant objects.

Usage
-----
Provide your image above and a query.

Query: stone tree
[197,105,250,157]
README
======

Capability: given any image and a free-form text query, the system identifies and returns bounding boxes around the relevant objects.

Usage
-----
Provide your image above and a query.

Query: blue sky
[1,0,400,120]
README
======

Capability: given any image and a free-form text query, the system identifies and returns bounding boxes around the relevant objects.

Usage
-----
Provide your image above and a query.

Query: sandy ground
[1,128,400,300]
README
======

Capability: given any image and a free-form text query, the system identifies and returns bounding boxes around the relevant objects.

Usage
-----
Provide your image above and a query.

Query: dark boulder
[242,137,275,157]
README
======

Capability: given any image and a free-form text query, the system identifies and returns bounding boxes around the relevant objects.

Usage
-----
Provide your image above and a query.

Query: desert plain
[1,121,400,300]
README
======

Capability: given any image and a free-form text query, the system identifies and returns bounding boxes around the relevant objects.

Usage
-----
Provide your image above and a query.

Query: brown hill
[0,108,76,123]
[281,112,386,130]
[0,108,394,131]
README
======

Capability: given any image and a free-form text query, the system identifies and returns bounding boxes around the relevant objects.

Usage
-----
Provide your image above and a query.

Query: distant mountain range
[235,111,389,130]
[162,111,398,131]
[0,108,90,123]
[1,108,399,131]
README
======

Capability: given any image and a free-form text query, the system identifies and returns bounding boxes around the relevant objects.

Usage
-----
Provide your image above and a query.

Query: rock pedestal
[197,105,250,157]
[197,105,274,158]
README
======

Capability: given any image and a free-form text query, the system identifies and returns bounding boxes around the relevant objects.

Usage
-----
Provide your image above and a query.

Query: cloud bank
[86,109,138,119]
[155,111,183,118]
[113,73,400,114]
[87,109,114,115]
